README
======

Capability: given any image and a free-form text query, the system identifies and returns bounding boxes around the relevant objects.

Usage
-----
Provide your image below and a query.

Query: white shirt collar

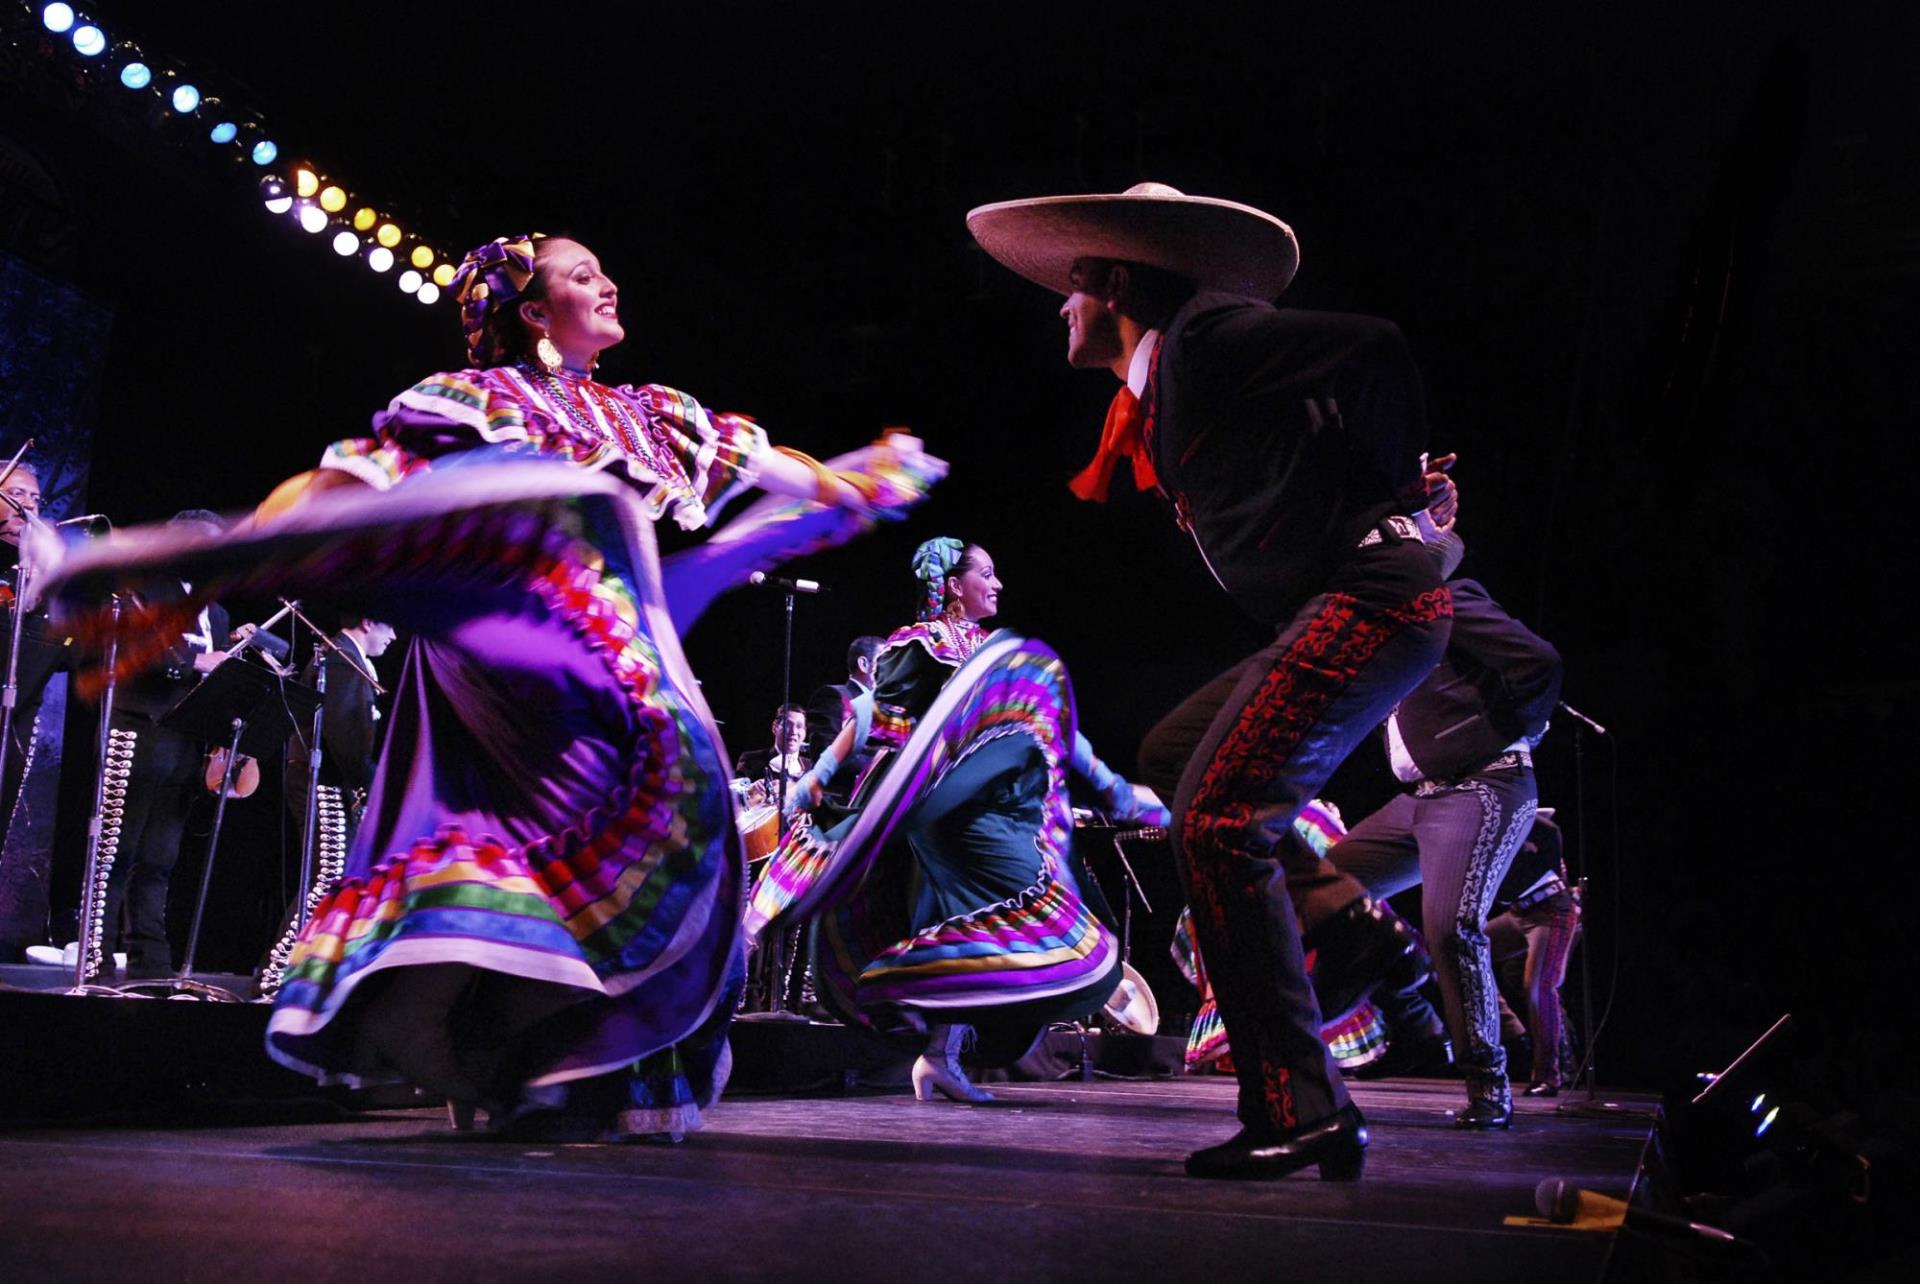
[1126,330,1162,399]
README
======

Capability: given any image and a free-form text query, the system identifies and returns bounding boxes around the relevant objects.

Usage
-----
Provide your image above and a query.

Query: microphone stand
[772,583,802,1014]
[160,601,321,995]
[738,580,814,1019]
[169,600,306,984]
[1551,700,1645,1117]
[280,600,383,932]
[1570,717,1597,1093]
[777,587,794,837]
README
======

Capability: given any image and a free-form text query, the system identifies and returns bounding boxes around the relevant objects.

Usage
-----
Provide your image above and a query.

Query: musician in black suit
[970,183,1456,1180]
[1315,576,1562,1129]
[0,462,75,961]
[733,703,811,801]
[803,635,881,803]
[286,619,396,847]
[98,510,243,977]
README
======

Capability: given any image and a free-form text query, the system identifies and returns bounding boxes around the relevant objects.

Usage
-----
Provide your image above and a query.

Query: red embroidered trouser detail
[1183,586,1453,1129]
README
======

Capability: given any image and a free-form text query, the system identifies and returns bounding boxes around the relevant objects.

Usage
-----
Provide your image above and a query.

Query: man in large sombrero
[969,183,1456,1180]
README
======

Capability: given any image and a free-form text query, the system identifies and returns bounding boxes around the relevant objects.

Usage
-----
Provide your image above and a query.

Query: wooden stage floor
[0,1075,1655,1282]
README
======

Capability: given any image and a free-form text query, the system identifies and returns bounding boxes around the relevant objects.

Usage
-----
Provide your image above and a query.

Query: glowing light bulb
[298,205,328,234]
[259,175,292,214]
[409,245,434,270]
[331,230,359,256]
[171,84,201,113]
[119,62,151,90]
[251,139,278,166]
[72,25,105,57]
[43,5,76,35]
[430,263,456,289]
[209,121,237,144]
[398,270,423,294]
[375,222,402,249]
[319,185,347,213]
[293,168,319,198]
[416,282,441,305]
[352,207,377,232]
[368,247,395,273]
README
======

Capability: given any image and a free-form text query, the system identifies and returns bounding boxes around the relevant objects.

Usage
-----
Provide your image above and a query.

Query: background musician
[284,618,396,847]
[96,509,244,978]
[734,703,812,807]
[258,617,396,996]
[804,636,882,805]
[0,461,75,961]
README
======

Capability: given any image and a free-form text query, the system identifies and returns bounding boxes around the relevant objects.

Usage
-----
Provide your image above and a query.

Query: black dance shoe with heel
[1451,1074,1514,1130]
[1303,897,1429,1023]
[1184,1104,1369,1181]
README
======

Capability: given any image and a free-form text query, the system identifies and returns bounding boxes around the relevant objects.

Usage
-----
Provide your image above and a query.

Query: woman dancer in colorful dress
[754,537,1165,1103]
[40,233,939,1138]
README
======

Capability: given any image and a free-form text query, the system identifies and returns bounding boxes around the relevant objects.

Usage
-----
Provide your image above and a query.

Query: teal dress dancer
[749,538,1161,1100]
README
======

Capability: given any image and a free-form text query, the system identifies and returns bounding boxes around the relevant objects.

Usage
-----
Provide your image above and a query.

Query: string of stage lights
[29,3,458,304]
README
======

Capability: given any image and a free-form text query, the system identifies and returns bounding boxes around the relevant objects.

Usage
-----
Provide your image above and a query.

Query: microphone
[1534,1177,1744,1247]
[1557,700,1607,736]
[55,514,113,531]
[748,571,828,595]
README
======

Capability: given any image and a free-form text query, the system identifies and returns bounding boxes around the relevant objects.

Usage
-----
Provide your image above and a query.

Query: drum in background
[737,803,781,863]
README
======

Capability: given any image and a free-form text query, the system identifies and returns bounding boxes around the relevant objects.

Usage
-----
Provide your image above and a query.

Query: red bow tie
[1068,385,1158,503]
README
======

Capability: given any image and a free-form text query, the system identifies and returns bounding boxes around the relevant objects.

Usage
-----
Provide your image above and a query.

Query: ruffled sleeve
[320,370,535,491]
[321,370,770,534]
[617,383,767,531]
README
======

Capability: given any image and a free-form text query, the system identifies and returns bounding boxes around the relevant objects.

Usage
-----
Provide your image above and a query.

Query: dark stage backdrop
[1,1,1914,1086]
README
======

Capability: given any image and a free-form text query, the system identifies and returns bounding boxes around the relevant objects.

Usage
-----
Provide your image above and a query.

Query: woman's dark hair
[470,245,553,368]
[914,541,981,621]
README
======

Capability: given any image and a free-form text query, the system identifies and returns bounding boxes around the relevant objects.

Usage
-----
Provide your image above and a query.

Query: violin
[192,618,279,799]
[203,747,261,798]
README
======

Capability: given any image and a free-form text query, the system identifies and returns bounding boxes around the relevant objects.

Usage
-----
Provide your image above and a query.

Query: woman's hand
[768,431,948,519]
[1130,784,1172,828]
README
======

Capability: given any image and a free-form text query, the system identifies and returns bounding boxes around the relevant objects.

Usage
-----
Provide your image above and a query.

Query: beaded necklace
[939,612,984,663]
[526,366,681,485]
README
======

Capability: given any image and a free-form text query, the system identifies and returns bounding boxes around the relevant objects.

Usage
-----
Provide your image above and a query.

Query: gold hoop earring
[535,330,564,374]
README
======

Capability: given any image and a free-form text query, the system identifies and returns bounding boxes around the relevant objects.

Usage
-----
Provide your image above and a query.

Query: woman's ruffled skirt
[43,461,784,1132]
[1170,800,1391,1074]
[748,632,1122,1054]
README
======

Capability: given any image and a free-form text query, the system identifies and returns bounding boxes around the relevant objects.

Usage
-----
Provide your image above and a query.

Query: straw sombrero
[1101,960,1161,1036]
[967,181,1299,300]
